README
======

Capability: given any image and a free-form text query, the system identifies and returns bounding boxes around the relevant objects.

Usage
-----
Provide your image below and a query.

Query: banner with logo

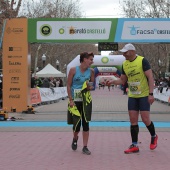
[115,18,170,42]
[38,87,67,102]
[28,18,118,43]
[67,55,125,76]
[28,18,170,43]
[3,18,30,112]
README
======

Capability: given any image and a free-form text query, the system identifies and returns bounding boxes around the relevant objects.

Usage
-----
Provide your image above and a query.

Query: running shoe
[124,144,139,154]
[82,146,91,155]
[71,136,78,151]
[150,134,158,150]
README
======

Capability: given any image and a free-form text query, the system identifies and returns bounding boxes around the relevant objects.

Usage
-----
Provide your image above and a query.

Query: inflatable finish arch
[67,55,125,76]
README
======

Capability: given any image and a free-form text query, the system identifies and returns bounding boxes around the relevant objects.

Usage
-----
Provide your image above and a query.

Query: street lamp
[36,67,39,72]
[56,60,60,70]
[63,64,67,69]
[158,59,162,66]
[63,64,67,86]
[42,54,46,68]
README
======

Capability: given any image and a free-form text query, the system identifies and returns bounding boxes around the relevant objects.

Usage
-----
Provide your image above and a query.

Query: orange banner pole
[3,18,31,112]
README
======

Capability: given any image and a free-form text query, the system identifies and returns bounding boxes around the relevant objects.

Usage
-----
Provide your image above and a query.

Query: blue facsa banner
[115,18,170,42]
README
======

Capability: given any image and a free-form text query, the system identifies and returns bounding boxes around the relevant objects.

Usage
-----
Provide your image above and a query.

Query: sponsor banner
[38,88,61,102]
[97,67,117,72]
[98,72,118,76]
[67,55,124,76]
[3,18,30,112]
[37,21,111,40]
[93,55,125,66]
[28,18,118,43]
[38,87,67,102]
[115,18,170,42]
[28,18,170,43]
[154,88,170,103]
[30,88,41,105]
[60,87,68,98]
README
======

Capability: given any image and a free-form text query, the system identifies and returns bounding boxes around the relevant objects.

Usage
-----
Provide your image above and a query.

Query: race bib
[74,89,82,101]
[129,82,141,94]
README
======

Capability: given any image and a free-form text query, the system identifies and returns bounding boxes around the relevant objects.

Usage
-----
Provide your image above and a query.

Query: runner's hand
[69,100,75,107]
[148,95,154,105]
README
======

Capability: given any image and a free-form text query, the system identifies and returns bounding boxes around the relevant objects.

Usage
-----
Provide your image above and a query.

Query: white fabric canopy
[36,63,66,77]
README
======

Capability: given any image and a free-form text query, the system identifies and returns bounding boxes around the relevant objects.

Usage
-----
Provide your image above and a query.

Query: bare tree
[0,0,22,23]
[19,0,83,18]
[18,0,98,73]
[0,0,23,68]
[31,43,98,73]
[121,0,170,18]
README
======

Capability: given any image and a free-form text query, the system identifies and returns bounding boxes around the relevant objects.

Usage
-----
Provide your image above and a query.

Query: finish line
[1,121,170,128]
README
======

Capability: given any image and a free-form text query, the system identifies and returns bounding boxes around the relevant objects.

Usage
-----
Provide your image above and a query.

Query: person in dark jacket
[34,76,43,87]
[31,77,35,88]
[59,78,63,87]
[42,78,50,88]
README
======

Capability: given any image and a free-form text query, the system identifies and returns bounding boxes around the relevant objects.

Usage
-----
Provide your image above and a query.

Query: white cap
[119,43,136,52]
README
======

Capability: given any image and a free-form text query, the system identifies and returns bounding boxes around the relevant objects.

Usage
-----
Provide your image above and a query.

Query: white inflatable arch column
[67,55,125,76]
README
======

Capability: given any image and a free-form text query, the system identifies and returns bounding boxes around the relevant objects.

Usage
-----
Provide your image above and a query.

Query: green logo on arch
[101,57,109,64]
[59,28,65,34]
[40,24,52,36]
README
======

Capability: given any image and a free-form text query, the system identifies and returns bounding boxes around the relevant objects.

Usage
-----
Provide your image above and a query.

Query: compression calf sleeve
[146,121,156,137]
[131,125,139,144]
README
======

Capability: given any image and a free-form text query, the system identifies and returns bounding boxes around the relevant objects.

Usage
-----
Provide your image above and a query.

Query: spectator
[34,76,43,87]
[59,78,63,87]
[42,78,50,88]
[56,78,60,87]
[167,77,170,88]
[98,82,102,89]
[31,76,35,88]
[106,80,111,91]
[49,77,55,88]
[159,78,168,93]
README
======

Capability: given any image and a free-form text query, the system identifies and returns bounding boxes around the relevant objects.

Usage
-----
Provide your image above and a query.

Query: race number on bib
[74,89,82,101]
[129,82,141,94]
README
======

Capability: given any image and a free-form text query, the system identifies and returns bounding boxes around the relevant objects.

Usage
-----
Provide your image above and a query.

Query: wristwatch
[149,93,153,96]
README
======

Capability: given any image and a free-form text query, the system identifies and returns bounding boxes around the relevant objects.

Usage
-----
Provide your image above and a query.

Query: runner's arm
[67,67,75,102]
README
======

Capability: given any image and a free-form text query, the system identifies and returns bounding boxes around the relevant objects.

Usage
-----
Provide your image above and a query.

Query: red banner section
[30,87,68,105]
[30,88,41,105]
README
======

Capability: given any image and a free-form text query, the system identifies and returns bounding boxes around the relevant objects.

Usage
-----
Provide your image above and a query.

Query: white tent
[36,63,66,77]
